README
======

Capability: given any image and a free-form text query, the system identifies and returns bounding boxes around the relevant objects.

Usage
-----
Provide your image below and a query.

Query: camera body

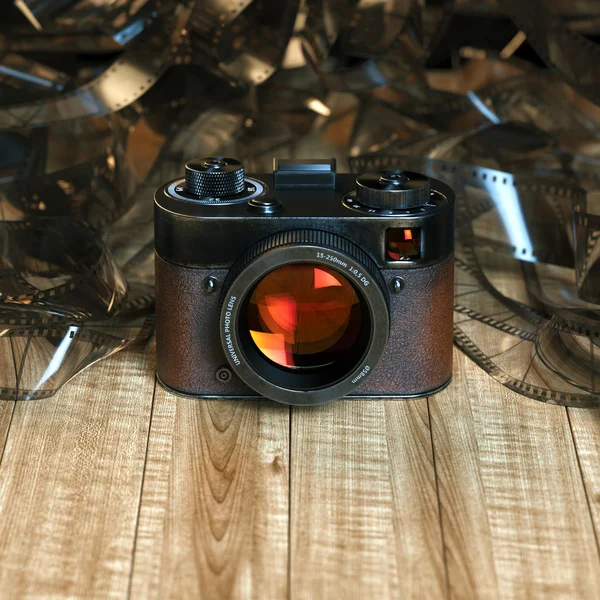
[154,158,455,405]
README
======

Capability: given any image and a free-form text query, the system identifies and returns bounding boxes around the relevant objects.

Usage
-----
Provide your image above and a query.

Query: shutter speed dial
[356,170,431,210]
[185,157,245,197]
[167,157,265,205]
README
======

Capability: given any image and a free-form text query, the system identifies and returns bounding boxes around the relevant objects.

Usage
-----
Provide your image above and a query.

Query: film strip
[0,53,71,108]
[298,0,453,92]
[0,113,146,231]
[499,0,600,105]
[0,220,129,324]
[0,218,153,400]
[0,301,154,401]
[2,1,159,54]
[8,0,156,35]
[350,154,600,407]
[0,0,306,131]
[366,62,600,153]
[189,0,299,85]
[3,1,598,131]
[0,2,194,129]
[340,0,416,58]
[4,154,127,227]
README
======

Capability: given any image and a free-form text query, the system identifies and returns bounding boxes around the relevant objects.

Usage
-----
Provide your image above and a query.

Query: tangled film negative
[1,0,600,403]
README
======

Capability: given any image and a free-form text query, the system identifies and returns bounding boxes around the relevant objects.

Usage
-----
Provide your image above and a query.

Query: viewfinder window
[386,228,421,261]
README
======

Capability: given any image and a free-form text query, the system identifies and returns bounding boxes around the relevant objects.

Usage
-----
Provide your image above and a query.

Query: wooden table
[0,339,599,599]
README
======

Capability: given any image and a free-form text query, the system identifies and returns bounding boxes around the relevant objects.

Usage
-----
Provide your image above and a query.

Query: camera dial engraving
[168,177,265,204]
[343,189,447,215]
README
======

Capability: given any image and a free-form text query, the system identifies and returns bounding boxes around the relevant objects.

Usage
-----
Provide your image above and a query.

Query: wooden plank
[0,338,17,464]
[290,400,445,600]
[0,343,155,599]
[430,348,600,599]
[428,350,499,600]
[566,407,600,552]
[130,393,289,600]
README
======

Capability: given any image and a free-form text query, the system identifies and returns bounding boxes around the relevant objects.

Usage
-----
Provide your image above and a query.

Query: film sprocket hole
[154,157,455,406]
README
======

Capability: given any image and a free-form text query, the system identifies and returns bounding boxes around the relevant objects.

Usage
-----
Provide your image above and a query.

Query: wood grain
[428,349,499,600]
[290,400,445,600]
[431,348,600,600]
[0,343,155,599]
[130,391,289,600]
[0,338,17,465]
[566,407,600,554]
[0,320,599,599]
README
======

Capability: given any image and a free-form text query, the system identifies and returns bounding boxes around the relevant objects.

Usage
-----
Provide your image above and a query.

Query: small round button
[248,196,282,213]
[251,197,278,207]
[379,172,409,186]
[203,158,226,168]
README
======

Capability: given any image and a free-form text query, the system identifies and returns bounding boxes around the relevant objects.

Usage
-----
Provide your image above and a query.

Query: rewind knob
[356,170,431,210]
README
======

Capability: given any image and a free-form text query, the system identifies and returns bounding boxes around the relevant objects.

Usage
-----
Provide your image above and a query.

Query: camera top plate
[156,172,454,220]
[154,160,456,270]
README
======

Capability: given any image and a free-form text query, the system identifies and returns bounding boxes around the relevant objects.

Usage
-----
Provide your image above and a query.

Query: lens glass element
[247,264,363,370]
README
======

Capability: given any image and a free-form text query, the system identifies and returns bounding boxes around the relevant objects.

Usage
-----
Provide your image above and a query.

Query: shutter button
[248,196,282,213]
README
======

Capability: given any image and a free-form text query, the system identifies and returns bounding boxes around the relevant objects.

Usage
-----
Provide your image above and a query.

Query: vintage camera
[154,157,455,405]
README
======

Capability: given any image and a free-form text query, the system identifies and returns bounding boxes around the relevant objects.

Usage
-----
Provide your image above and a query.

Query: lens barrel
[219,230,390,405]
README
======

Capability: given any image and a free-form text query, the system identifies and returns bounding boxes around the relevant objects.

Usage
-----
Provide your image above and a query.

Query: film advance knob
[184,157,245,197]
[355,170,431,210]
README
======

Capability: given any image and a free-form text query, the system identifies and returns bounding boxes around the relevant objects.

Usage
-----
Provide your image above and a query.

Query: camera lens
[247,264,363,370]
[219,230,389,405]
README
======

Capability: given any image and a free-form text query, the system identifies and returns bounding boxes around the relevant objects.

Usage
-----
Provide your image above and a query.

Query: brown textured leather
[155,255,253,396]
[155,252,453,398]
[352,254,454,396]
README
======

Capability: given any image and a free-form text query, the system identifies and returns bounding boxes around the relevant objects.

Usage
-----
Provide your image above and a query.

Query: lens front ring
[219,234,389,405]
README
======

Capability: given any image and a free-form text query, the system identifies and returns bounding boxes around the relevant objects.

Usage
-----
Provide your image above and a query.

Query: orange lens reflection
[247,264,363,369]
